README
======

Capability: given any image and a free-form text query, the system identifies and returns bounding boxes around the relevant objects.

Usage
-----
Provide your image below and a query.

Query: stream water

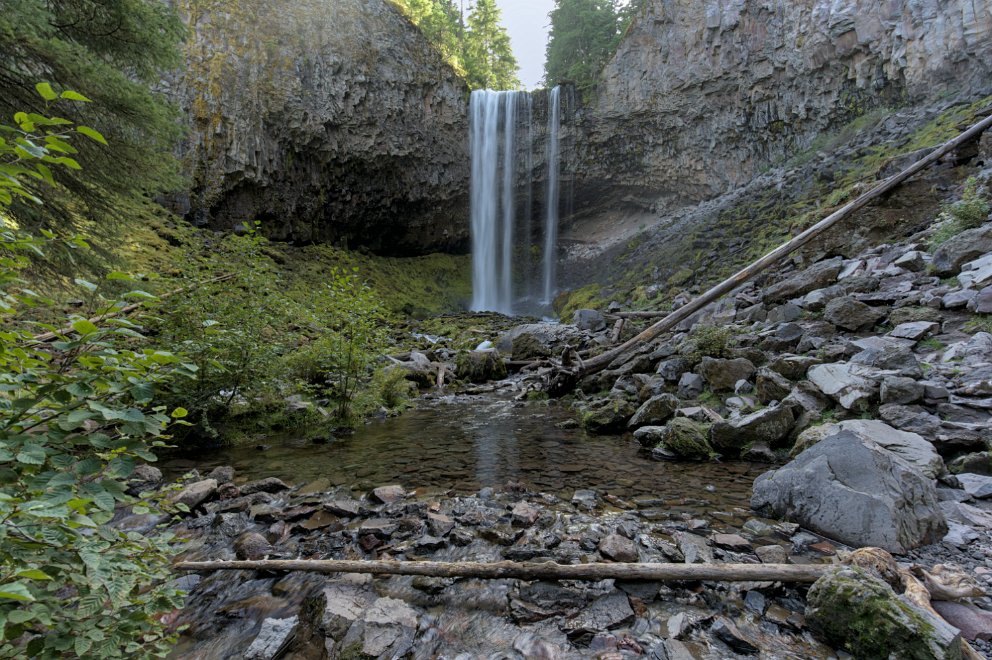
[161,395,764,514]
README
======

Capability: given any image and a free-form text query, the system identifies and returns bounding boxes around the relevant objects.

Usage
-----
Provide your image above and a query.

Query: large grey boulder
[751,431,947,552]
[697,356,756,391]
[850,339,922,377]
[823,296,886,331]
[497,323,586,361]
[932,224,992,275]
[710,404,795,452]
[829,419,945,479]
[763,258,843,303]
[628,393,679,428]
[573,309,607,332]
[807,363,883,410]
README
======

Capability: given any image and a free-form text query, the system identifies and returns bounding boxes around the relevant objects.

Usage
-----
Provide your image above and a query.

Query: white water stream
[469,87,562,315]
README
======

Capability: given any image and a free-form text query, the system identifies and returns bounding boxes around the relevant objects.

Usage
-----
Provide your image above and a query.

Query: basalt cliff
[172,0,469,254]
[577,0,992,211]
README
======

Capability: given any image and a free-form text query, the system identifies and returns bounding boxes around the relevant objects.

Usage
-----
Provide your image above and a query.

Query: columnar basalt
[174,0,470,255]
[578,0,992,210]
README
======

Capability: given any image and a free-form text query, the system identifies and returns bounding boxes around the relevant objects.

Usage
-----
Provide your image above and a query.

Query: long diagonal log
[174,558,830,583]
[553,111,992,392]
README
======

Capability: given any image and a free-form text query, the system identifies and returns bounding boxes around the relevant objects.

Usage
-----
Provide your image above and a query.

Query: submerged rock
[806,567,963,659]
[710,404,795,453]
[636,418,715,461]
[751,431,946,552]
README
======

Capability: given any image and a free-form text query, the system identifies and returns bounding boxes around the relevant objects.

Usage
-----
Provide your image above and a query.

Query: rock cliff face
[579,0,992,208]
[174,0,469,254]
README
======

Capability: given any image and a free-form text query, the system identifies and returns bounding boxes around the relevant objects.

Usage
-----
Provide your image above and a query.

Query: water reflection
[161,395,766,506]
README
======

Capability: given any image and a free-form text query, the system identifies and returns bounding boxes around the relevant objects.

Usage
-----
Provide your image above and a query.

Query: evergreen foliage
[0,0,185,231]
[544,0,644,93]
[393,0,519,90]
[463,0,520,90]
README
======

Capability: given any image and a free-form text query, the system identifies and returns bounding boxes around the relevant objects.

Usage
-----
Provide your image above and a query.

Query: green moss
[657,418,716,460]
[964,315,992,335]
[555,283,607,319]
[807,567,948,660]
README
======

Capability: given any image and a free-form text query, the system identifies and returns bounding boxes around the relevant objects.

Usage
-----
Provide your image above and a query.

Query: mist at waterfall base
[469,87,562,317]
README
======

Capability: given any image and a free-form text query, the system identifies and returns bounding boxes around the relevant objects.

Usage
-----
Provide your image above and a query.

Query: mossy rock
[455,351,507,384]
[806,566,962,660]
[579,397,637,434]
[637,418,715,460]
[888,306,943,326]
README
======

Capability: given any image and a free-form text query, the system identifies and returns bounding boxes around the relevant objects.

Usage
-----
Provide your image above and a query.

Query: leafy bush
[0,91,187,657]
[682,324,736,363]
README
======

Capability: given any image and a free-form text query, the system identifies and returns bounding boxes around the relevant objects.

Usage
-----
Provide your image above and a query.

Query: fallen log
[174,558,830,583]
[548,111,992,396]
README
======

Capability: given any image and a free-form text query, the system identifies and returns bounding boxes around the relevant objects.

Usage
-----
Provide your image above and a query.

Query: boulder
[580,397,637,434]
[943,288,977,309]
[677,372,704,398]
[244,616,298,660]
[823,296,886,331]
[627,393,679,428]
[656,356,690,381]
[768,354,822,380]
[880,376,924,405]
[806,567,963,659]
[751,431,947,552]
[968,284,992,314]
[710,405,795,452]
[763,257,843,303]
[498,323,585,361]
[932,601,992,642]
[171,479,218,510]
[561,590,634,640]
[957,473,992,499]
[831,419,945,479]
[889,321,939,341]
[697,357,756,391]
[598,533,638,562]
[339,597,418,658]
[456,350,506,383]
[932,224,992,275]
[241,477,289,495]
[636,418,714,461]
[371,485,407,504]
[850,340,922,377]
[755,367,792,404]
[573,309,607,332]
[807,363,881,410]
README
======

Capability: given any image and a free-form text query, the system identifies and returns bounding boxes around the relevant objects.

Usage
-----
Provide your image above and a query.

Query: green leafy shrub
[0,93,186,657]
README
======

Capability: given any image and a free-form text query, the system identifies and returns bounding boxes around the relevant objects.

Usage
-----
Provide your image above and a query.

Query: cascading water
[469,87,562,315]
[542,85,561,305]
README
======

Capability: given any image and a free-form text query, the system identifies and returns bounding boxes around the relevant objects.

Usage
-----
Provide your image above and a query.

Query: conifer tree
[544,0,635,93]
[463,0,520,90]
[0,0,184,230]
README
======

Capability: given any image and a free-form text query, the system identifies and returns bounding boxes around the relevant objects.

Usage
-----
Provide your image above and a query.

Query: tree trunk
[174,558,829,583]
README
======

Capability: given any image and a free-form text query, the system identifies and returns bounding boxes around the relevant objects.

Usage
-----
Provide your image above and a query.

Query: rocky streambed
[127,392,992,659]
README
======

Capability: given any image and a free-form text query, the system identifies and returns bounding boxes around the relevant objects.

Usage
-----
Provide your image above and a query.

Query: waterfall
[469,87,562,315]
[542,85,561,305]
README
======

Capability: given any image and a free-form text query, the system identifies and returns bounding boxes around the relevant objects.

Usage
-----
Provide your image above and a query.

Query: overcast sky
[495,0,555,89]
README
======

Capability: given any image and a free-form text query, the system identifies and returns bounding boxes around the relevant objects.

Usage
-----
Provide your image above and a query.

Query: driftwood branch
[32,273,235,343]
[174,558,830,583]
[549,111,992,394]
